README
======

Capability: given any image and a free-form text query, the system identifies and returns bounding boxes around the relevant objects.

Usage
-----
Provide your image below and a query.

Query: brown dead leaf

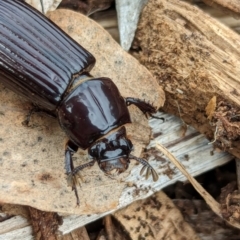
[29,207,62,240]
[0,10,164,215]
[219,182,240,226]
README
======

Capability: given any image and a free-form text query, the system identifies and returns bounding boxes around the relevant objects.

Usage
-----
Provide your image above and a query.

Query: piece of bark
[114,191,200,240]
[202,0,240,17]
[195,1,240,34]
[0,215,29,236]
[28,207,62,240]
[133,0,240,158]
[0,9,164,215]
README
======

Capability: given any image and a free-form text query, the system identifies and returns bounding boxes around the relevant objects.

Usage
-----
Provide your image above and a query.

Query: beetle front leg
[125,97,155,114]
[129,154,159,182]
[22,105,41,126]
[65,141,80,205]
[65,140,95,205]
[125,97,163,120]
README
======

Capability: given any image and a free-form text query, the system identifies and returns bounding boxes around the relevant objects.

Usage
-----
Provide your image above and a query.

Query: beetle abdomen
[58,78,131,149]
[0,0,95,110]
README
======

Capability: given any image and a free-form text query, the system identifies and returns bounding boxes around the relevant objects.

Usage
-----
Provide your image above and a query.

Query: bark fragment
[133,0,240,158]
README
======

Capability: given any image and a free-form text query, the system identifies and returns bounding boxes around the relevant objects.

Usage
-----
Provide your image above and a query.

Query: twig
[155,143,240,229]
[104,215,114,240]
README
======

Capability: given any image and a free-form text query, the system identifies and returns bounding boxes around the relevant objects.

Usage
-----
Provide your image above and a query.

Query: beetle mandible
[0,0,159,204]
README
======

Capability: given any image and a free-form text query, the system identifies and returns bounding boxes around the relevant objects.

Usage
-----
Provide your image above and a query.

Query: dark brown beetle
[0,0,159,204]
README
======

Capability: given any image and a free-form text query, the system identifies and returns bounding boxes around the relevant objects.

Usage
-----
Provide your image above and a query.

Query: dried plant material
[0,10,164,215]
[1,204,29,219]
[219,182,240,226]
[174,199,240,239]
[29,207,62,240]
[103,215,114,240]
[0,214,30,237]
[114,191,200,240]
[0,111,233,237]
[58,0,113,15]
[206,96,217,120]
[156,143,240,229]
[25,0,61,13]
[62,227,90,240]
[212,101,240,148]
[133,0,240,158]
[202,0,240,17]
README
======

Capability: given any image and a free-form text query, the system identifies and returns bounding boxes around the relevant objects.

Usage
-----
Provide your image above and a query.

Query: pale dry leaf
[0,9,164,215]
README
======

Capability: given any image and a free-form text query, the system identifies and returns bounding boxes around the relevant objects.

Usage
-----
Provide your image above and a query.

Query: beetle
[0,0,159,204]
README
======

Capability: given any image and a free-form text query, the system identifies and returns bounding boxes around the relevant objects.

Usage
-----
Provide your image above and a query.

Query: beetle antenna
[129,154,159,181]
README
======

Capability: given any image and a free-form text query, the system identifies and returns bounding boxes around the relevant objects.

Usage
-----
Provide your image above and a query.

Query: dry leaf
[0,10,164,215]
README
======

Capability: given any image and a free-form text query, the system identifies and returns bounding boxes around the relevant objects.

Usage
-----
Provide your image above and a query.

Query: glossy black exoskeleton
[0,0,159,204]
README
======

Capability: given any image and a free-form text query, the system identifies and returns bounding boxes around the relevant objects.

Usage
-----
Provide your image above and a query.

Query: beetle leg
[125,97,163,120]
[65,140,95,205]
[125,97,156,114]
[129,154,159,182]
[65,140,81,205]
[72,160,95,175]
[21,105,40,126]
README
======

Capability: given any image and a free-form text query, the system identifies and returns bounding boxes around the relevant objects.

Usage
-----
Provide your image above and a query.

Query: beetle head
[88,127,159,181]
[88,127,132,174]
